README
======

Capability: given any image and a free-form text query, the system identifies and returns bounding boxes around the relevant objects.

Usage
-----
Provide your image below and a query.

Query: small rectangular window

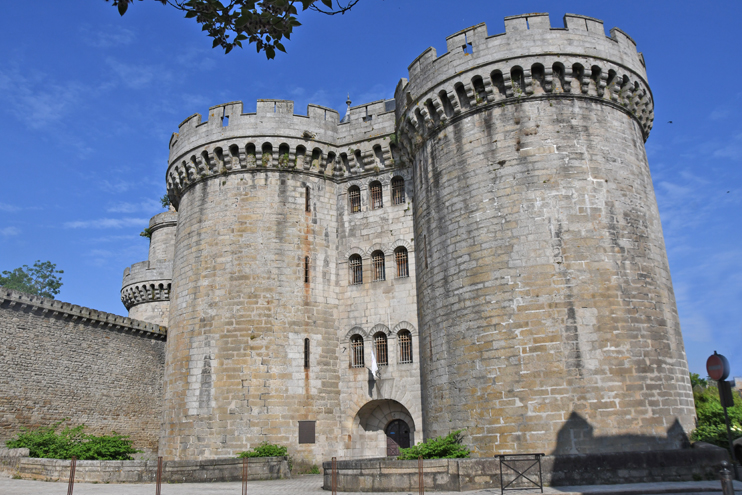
[298,421,315,444]
[305,186,311,212]
[304,256,310,284]
[370,182,383,210]
[304,338,310,369]
[349,187,361,213]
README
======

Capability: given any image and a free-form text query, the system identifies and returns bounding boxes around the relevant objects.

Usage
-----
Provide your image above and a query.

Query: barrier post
[155,456,163,495]
[418,456,424,495]
[331,456,337,495]
[242,457,249,495]
[66,456,76,495]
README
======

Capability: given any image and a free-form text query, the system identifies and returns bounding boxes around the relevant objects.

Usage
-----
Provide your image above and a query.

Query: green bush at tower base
[5,420,140,460]
[237,442,288,458]
[397,430,470,460]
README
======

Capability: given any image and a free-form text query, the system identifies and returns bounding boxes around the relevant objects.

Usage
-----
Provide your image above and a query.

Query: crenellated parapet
[121,259,173,310]
[166,99,401,209]
[1,287,165,338]
[394,13,654,159]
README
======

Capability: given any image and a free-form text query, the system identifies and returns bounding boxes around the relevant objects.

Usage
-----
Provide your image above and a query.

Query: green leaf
[117,1,129,16]
[275,41,286,53]
[184,10,199,18]
[321,0,333,8]
[265,46,276,59]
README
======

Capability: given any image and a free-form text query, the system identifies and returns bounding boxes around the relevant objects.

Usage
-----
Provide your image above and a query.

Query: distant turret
[120,210,177,326]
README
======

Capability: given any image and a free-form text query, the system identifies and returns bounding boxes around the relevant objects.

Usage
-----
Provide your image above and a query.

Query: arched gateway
[350,399,416,458]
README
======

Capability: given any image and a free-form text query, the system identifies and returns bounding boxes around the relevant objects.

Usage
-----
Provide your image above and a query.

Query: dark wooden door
[386,419,410,456]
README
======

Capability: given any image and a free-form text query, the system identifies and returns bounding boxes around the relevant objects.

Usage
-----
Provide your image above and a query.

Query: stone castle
[2,13,696,466]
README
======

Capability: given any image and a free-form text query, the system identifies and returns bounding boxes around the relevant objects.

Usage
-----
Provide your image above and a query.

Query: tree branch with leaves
[0,261,64,299]
[108,0,360,58]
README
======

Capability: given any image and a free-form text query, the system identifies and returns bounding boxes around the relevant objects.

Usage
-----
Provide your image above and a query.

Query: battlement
[149,210,177,231]
[395,13,654,147]
[166,97,400,208]
[0,286,166,338]
[122,259,172,286]
[403,14,645,91]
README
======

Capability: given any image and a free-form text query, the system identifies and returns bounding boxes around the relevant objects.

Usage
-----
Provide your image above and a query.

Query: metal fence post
[155,456,163,495]
[418,456,424,495]
[66,456,76,495]
[242,457,249,495]
[721,461,736,495]
[331,457,337,495]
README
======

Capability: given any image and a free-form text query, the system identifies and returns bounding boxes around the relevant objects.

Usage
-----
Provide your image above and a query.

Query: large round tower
[161,100,346,461]
[396,13,695,455]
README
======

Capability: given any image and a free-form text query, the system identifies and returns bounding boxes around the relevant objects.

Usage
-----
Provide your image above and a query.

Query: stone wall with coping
[0,288,166,453]
[4,455,289,483]
[321,447,730,492]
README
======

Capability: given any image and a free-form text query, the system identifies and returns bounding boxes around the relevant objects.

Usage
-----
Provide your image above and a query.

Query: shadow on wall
[543,412,726,486]
[552,411,691,456]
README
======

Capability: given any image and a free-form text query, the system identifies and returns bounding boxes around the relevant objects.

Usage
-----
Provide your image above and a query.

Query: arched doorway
[350,399,417,458]
[385,419,411,456]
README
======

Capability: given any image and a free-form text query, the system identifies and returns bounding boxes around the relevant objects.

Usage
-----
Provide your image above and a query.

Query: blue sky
[0,1,740,379]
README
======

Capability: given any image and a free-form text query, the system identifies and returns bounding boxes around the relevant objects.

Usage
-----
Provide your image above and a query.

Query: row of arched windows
[350,330,413,368]
[348,177,406,213]
[349,248,409,285]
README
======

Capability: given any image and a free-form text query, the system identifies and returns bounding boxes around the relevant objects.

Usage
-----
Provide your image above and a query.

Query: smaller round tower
[121,210,177,326]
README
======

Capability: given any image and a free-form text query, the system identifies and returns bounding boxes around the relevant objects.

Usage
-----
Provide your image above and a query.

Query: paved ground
[0,475,740,495]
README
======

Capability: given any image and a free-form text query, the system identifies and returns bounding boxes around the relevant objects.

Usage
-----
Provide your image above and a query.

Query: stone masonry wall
[161,171,344,463]
[335,166,423,458]
[0,288,165,453]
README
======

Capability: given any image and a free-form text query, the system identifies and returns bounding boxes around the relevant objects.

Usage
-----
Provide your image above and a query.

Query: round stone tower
[162,100,345,461]
[121,210,177,326]
[395,13,695,455]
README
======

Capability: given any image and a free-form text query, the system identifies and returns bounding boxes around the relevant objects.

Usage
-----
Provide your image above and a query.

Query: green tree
[108,0,360,58]
[0,261,64,299]
[691,374,742,448]
[690,372,708,388]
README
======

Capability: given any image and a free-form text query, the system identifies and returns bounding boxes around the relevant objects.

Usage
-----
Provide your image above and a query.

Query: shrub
[6,420,139,460]
[237,442,288,458]
[691,375,742,448]
[397,430,470,460]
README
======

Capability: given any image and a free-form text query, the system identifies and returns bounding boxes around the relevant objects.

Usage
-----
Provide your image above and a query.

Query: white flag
[370,348,379,378]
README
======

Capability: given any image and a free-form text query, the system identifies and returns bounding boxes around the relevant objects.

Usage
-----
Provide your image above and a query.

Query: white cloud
[0,68,87,129]
[0,203,21,212]
[105,58,169,90]
[712,133,742,161]
[0,227,20,237]
[710,108,730,120]
[81,25,136,48]
[106,199,163,213]
[64,218,148,229]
